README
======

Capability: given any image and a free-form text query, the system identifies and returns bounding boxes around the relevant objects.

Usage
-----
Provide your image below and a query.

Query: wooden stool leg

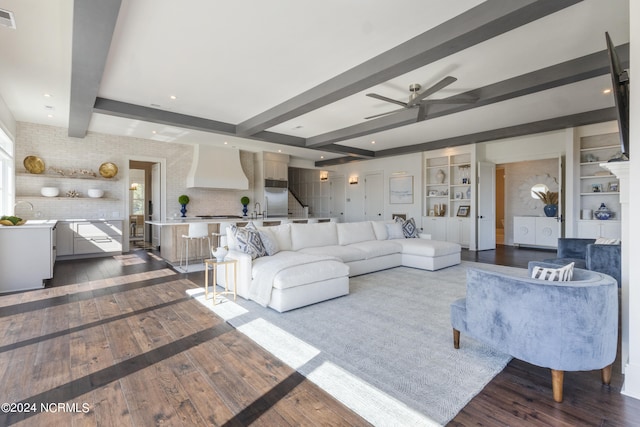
[602,364,613,385]
[453,329,460,349]
[551,369,564,403]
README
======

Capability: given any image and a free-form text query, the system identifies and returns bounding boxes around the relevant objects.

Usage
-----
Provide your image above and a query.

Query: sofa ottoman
[394,238,461,271]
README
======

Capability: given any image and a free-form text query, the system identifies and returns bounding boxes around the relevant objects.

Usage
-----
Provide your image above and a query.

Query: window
[0,128,14,214]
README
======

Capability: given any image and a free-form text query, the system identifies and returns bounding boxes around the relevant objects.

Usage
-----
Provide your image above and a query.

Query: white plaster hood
[186,145,249,189]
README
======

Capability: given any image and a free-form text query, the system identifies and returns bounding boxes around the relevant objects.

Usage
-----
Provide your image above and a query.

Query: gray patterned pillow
[394,216,419,238]
[402,217,419,238]
[230,223,267,259]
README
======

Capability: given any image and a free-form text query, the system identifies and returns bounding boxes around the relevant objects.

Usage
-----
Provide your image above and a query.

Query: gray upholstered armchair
[544,238,621,287]
[450,261,618,402]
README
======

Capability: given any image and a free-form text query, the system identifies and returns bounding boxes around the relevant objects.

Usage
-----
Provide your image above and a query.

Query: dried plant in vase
[534,190,559,217]
[533,190,558,205]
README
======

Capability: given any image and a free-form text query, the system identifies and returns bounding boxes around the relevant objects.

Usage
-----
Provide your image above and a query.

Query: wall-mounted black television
[605,32,629,161]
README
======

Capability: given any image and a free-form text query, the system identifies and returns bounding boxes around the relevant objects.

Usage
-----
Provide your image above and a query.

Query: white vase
[436,169,445,184]
[211,246,228,261]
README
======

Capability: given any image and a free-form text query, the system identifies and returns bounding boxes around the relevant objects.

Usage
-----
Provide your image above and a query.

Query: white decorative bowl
[40,187,60,197]
[87,189,104,198]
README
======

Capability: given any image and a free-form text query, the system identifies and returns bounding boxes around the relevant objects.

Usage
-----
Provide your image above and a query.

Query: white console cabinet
[513,216,559,248]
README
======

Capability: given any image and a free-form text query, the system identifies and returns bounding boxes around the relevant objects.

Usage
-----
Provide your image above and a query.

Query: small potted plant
[240,196,250,217]
[179,194,190,217]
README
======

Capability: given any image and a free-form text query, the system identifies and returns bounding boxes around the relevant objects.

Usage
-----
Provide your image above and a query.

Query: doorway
[495,167,505,245]
[128,160,159,250]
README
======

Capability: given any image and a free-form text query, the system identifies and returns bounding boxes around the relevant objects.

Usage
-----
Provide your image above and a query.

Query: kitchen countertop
[0,219,58,229]
[147,217,333,226]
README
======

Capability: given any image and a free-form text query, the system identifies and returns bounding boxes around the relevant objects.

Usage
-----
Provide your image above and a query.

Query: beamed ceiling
[0,0,629,166]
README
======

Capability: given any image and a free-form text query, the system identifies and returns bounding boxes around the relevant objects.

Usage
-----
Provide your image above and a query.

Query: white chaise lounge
[223,220,461,312]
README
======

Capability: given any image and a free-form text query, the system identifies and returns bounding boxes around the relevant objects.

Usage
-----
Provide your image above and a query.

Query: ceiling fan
[365,76,476,121]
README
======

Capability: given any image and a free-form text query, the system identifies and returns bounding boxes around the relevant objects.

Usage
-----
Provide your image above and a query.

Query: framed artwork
[608,182,619,192]
[592,183,603,193]
[457,205,470,217]
[390,176,413,204]
[454,191,463,200]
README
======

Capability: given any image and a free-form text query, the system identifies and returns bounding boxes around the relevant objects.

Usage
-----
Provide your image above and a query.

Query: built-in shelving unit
[577,134,621,239]
[423,149,474,247]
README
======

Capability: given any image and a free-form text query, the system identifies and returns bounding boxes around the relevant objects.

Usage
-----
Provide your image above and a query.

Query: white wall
[331,153,422,223]
[622,0,640,399]
[0,95,16,142]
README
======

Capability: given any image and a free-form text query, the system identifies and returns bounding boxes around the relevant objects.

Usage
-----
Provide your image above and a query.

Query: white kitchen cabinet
[56,220,123,259]
[0,223,56,293]
[513,216,559,248]
[264,159,288,181]
[577,220,622,239]
[56,221,74,256]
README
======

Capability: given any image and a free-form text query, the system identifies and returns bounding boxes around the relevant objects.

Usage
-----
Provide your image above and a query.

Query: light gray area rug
[208,262,522,425]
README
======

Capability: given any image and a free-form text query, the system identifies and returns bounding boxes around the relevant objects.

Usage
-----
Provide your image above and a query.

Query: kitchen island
[147,217,334,263]
[0,220,57,293]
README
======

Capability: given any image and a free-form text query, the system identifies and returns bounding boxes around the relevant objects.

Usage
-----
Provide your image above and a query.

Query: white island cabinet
[0,220,57,293]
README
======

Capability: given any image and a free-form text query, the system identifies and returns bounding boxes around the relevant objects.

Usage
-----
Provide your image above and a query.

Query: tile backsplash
[14,122,255,220]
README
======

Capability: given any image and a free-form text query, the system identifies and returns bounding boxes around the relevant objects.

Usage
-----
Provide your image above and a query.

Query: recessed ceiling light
[278,149,282,153]
[43,93,52,98]
[152,130,157,134]
[371,140,376,144]
[603,88,612,94]
[224,141,228,144]
[169,95,176,100]
[320,156,324,159]
[47,114,53,118]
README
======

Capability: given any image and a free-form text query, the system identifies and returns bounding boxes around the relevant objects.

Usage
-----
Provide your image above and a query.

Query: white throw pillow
[258,229,279,256]
[386,222,405,240]
[595,237,621,245]
[336,221,376,245]
[370,221,389,240]
[531,262,574,281]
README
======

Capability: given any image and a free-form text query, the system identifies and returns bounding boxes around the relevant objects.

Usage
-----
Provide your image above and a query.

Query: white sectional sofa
[224,220,461,312]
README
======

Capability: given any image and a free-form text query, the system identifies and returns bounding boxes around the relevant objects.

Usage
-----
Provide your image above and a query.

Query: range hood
[186,145,249,189]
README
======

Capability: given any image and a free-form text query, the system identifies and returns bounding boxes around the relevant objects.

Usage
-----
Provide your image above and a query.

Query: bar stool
[180,222,211,272]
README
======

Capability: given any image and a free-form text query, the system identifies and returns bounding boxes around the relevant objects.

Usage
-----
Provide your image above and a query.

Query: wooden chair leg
[602,364,612,385]
[551,369,564,403]
[453,328,460,349]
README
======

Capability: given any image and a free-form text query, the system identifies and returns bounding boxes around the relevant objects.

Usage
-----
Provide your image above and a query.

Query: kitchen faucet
[254,202,261,217]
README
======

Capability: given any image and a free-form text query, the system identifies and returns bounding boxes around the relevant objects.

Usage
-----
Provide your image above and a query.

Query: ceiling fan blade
[366,93,408,108]
[416,103,428,122]
[407,76,457,107]
[364,108,406,120]
[423,96,478,104]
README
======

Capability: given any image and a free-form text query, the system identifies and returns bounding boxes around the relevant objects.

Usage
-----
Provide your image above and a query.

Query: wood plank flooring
[0,251,369,426]
[1,246,638,426]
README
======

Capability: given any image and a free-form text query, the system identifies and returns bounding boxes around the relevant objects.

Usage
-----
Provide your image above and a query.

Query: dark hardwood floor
[1,245,638,426]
